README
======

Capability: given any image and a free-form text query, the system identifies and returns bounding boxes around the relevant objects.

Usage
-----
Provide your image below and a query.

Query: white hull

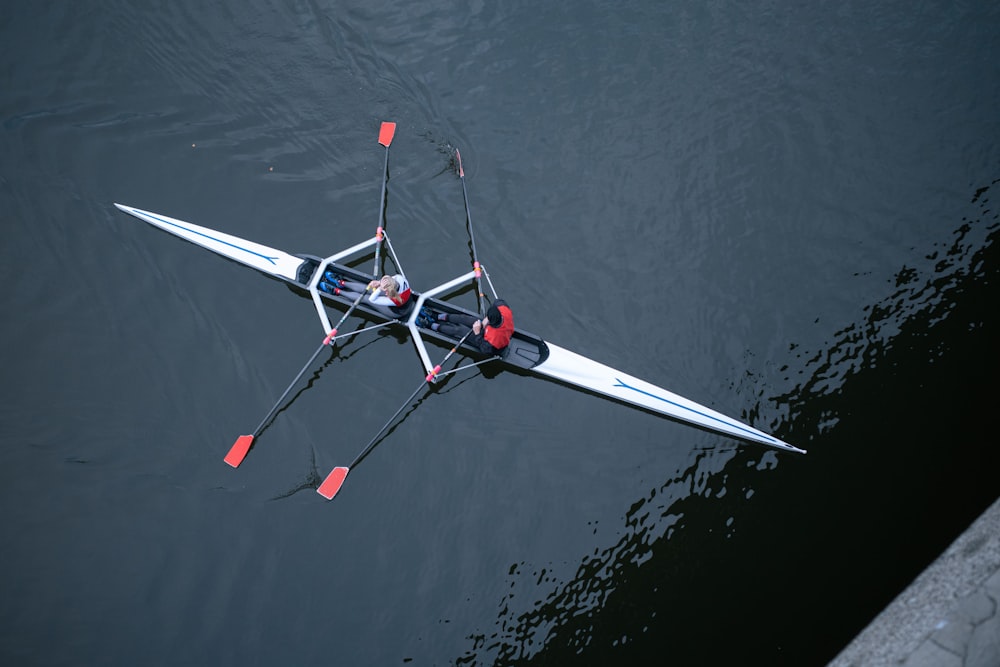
[530,345,803,453]
[114,204,304,281]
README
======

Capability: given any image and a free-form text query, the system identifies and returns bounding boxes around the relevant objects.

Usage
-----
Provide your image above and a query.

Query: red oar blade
[456,148,464,178]
[317,466,350,500]
[225,435,254,468]
[379,122,396,147]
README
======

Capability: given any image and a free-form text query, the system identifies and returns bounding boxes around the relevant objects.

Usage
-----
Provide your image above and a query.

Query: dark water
[2,2,998,665]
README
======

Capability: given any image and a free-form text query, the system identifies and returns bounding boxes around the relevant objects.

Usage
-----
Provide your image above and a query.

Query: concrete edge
[827,495,1000,667]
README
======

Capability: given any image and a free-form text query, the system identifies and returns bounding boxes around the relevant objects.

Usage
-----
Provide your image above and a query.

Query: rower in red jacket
[423,299,514,355]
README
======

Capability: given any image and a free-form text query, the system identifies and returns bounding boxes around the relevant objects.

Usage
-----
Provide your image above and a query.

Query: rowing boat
[114,125,803,498]
[113,202,802,451]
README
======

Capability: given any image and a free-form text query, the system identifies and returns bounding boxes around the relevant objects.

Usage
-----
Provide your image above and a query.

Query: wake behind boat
[114,123,803,499]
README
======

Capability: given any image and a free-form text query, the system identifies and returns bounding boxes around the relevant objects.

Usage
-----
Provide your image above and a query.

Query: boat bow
[114,203,305,281]
[531,343,804,454]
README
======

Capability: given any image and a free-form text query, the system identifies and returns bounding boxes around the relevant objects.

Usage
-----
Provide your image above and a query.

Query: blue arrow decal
[612,378,779,444]
[136,208,280,266]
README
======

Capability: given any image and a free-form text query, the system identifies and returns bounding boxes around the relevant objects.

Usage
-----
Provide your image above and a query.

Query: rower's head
[380,275,398,296]
[486,304,502,327]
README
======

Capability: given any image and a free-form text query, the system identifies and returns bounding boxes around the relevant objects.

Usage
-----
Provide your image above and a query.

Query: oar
[317,328,476,499]
[373,121,396,276]
[455,148,484,314]
[225,288,370,467]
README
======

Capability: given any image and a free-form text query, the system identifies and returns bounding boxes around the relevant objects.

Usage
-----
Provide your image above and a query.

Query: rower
[420,300,514,356]
[321,272,414,320]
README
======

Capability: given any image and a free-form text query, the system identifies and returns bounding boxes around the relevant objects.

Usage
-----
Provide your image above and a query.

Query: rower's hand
[367,279,379,290]
[472,321,482,335]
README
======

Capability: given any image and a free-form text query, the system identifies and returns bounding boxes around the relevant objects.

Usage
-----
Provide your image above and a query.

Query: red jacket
[483,303,514,350]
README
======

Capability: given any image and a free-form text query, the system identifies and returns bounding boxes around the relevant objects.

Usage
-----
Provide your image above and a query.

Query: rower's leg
[433,321,469,337]
[442,313,478,328]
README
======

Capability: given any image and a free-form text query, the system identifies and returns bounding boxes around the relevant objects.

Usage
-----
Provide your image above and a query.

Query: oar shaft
[250,286,367,437]
[249,341,329,436]
[317,379,425,499]
[373,147,389,275]
[327,286,370,339]
[426,328,475,382]
[349,381,427,468]
[373,122,396,276]
[227,288,368,468]
[317,327,477,499]
[455,149,484,314]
